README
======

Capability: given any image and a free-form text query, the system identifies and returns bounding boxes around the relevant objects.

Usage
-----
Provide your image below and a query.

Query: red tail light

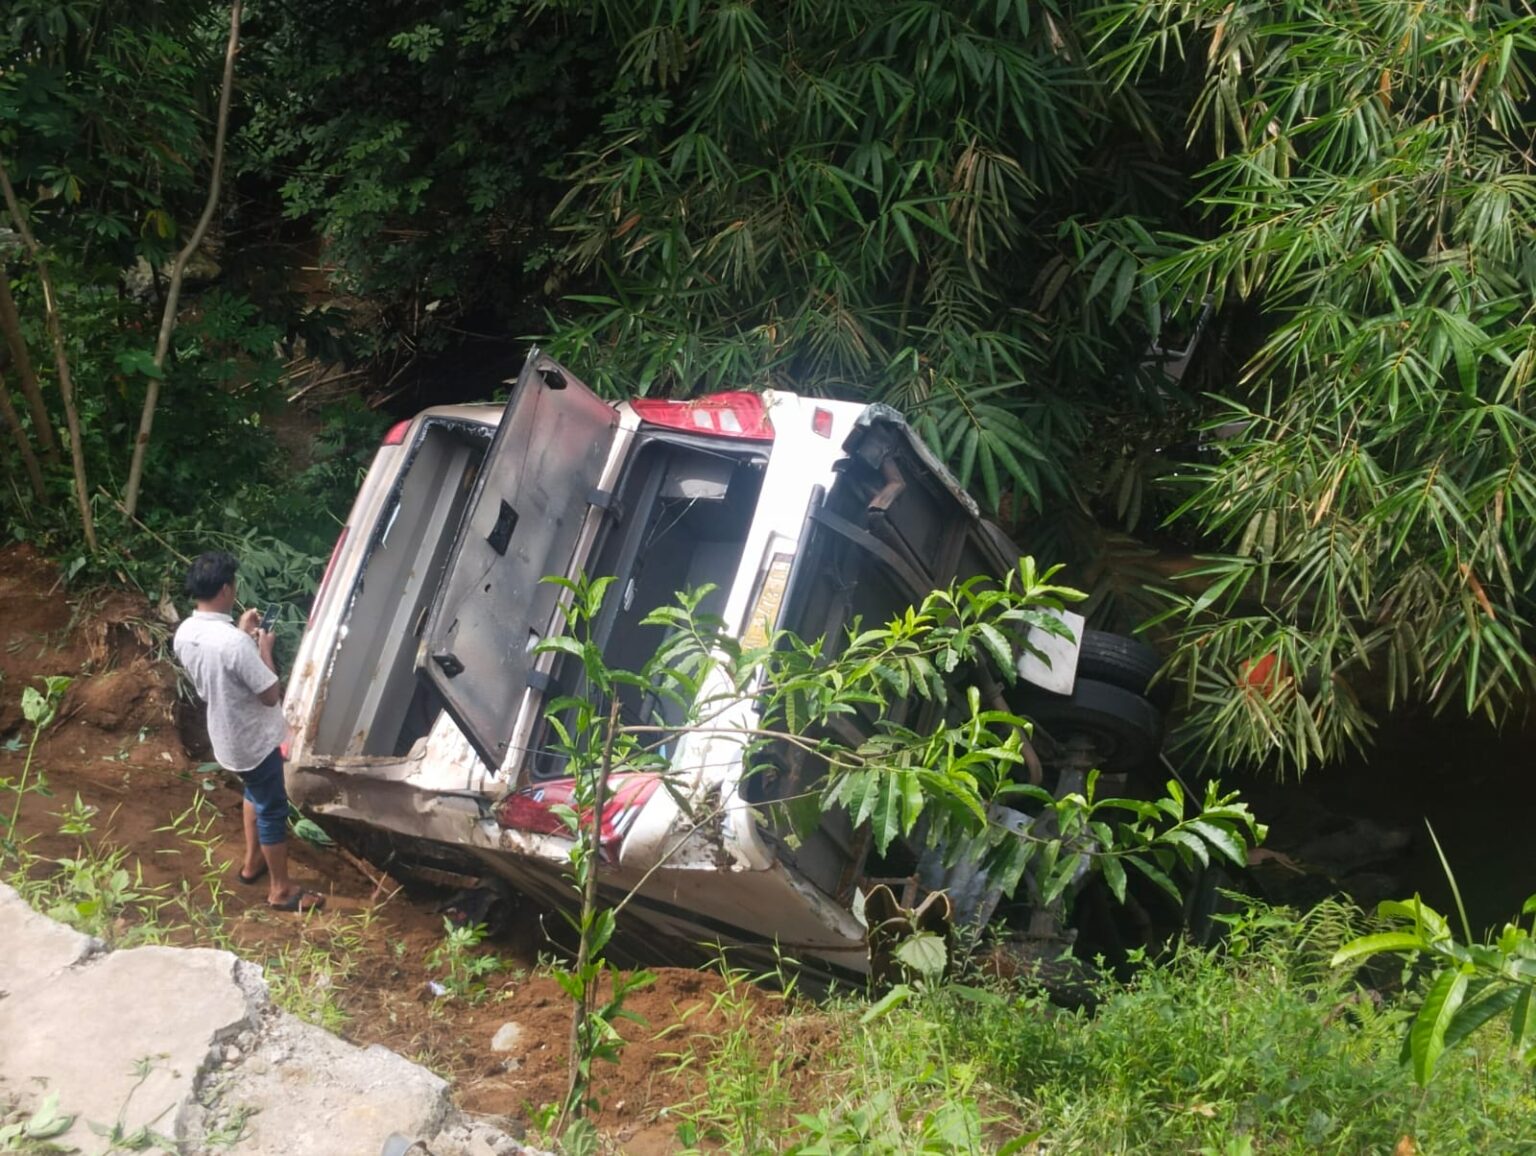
[630,392,773,440]
[382,419,412,446]
[812,407,834,438]
[307,525,349,628]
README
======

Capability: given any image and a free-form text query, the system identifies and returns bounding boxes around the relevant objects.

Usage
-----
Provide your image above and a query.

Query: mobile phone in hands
[259,604,279,632]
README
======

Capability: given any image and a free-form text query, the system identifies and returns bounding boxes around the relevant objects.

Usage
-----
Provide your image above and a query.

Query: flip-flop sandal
[268,888,325,913]
[236,864,268,886]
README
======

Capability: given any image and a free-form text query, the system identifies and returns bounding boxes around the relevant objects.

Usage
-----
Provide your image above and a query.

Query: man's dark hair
[186,551,239,601]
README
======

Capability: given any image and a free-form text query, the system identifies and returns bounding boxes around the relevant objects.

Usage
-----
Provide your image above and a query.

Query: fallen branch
[100,488,190,564]
[332,842,396,903]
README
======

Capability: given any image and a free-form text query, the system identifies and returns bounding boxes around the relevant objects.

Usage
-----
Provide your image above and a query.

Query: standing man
[173,550,323,913]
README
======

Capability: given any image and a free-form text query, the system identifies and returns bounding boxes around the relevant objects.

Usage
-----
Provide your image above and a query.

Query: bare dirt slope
[0,544,809,1153]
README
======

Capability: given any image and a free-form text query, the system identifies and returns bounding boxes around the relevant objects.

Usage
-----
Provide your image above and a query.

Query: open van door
[418,350,618,770]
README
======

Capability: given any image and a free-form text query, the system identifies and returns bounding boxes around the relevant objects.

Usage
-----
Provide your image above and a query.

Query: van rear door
[418,350,618,770]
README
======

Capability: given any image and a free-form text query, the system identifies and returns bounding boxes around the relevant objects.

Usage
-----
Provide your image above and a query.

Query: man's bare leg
[241,800,263,877]
[262,841,319,909]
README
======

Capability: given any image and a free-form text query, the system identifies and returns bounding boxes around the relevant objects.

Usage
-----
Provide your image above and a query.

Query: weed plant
[425,917,503,1005]
[258,908,379,1032]
[658,963,805,1154]
[658,963,1010,1155]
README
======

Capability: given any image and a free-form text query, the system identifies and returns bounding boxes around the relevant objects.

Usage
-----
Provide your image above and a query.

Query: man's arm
[255,629,281,706]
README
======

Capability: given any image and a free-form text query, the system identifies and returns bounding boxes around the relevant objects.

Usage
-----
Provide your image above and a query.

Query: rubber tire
[1020,677,1163,775]
[1077,629,1170,708]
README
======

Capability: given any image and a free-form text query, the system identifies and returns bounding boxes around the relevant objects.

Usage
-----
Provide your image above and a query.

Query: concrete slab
[0,891,546,1156]
[197,1010,451,1156]
[0,945,250,1152]
[0,881,99,998]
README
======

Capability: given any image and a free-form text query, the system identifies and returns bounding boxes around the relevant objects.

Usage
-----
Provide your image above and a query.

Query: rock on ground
[0,883,549,1156]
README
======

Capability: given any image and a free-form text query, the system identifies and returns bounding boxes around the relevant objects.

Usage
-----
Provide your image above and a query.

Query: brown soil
[0,543,815,1152]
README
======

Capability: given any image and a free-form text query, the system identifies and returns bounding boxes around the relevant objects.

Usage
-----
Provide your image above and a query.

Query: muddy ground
[0,544,821,1153]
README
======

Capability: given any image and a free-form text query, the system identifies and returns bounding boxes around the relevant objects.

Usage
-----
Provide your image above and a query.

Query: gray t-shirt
[173,610,286,773]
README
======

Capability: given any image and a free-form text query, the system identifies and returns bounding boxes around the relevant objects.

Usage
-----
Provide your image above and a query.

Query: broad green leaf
[1379,898,1450,941]
[1330,931,1429,967]
[1100,854,1127,904]
[1041,852,1086,905]
[861,984,913,1023]
[1186,819,1248,866]
[1160,828,1209,868]
[894,931,947,981]
[1511,987,1536,1059]
[1410,968,1469,1085]
[21,686,48,725]
[1126,855,1183,906]
[113,348,165,379]
[23,1094,72,1140]
[997,1131,1048,1156]
[973,622,1014,672]
[1444,985,1521,1052]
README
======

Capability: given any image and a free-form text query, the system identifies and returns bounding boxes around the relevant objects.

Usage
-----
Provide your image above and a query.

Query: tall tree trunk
[0,367,47,503]
[0,256,58,465]
[0,164,98,553]
[123,0,243,517]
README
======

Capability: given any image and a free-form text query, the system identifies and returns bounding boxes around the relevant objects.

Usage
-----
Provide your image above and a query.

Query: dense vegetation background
[4,0,1536,775]
[8,6,1536,1148]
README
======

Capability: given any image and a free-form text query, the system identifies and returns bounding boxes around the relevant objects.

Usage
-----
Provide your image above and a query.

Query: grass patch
[925,902,1536,1152]
[650,902,1536,1154]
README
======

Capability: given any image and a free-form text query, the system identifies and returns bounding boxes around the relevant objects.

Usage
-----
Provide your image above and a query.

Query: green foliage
[0,245,357,593]
[0,2,372,605]
[1333,834,1536,1086]
[1098,0,1536,770]
[536,566,1262,1133]
[932,900,1536,1152]
[0,253,293,569]
[0,2,217,273]
[659,962,804,1154]
[655,901,1536,1153]
[425,917,503,1004]
[545,0,1189,519]
[0,0,289,541]
[14,0,1536,781]
[8,788,174,946]
[662,959,1019,1156]
[632,564,1262,915]
[537,575,662,1132]
[1,676,71,861]
[238,0,612,349]
[0,1093,75,1151]
[258,911,377,1032]
[541,0,1536,770]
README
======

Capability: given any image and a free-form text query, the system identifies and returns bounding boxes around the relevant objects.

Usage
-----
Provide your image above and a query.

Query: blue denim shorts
[239,747,288,846]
